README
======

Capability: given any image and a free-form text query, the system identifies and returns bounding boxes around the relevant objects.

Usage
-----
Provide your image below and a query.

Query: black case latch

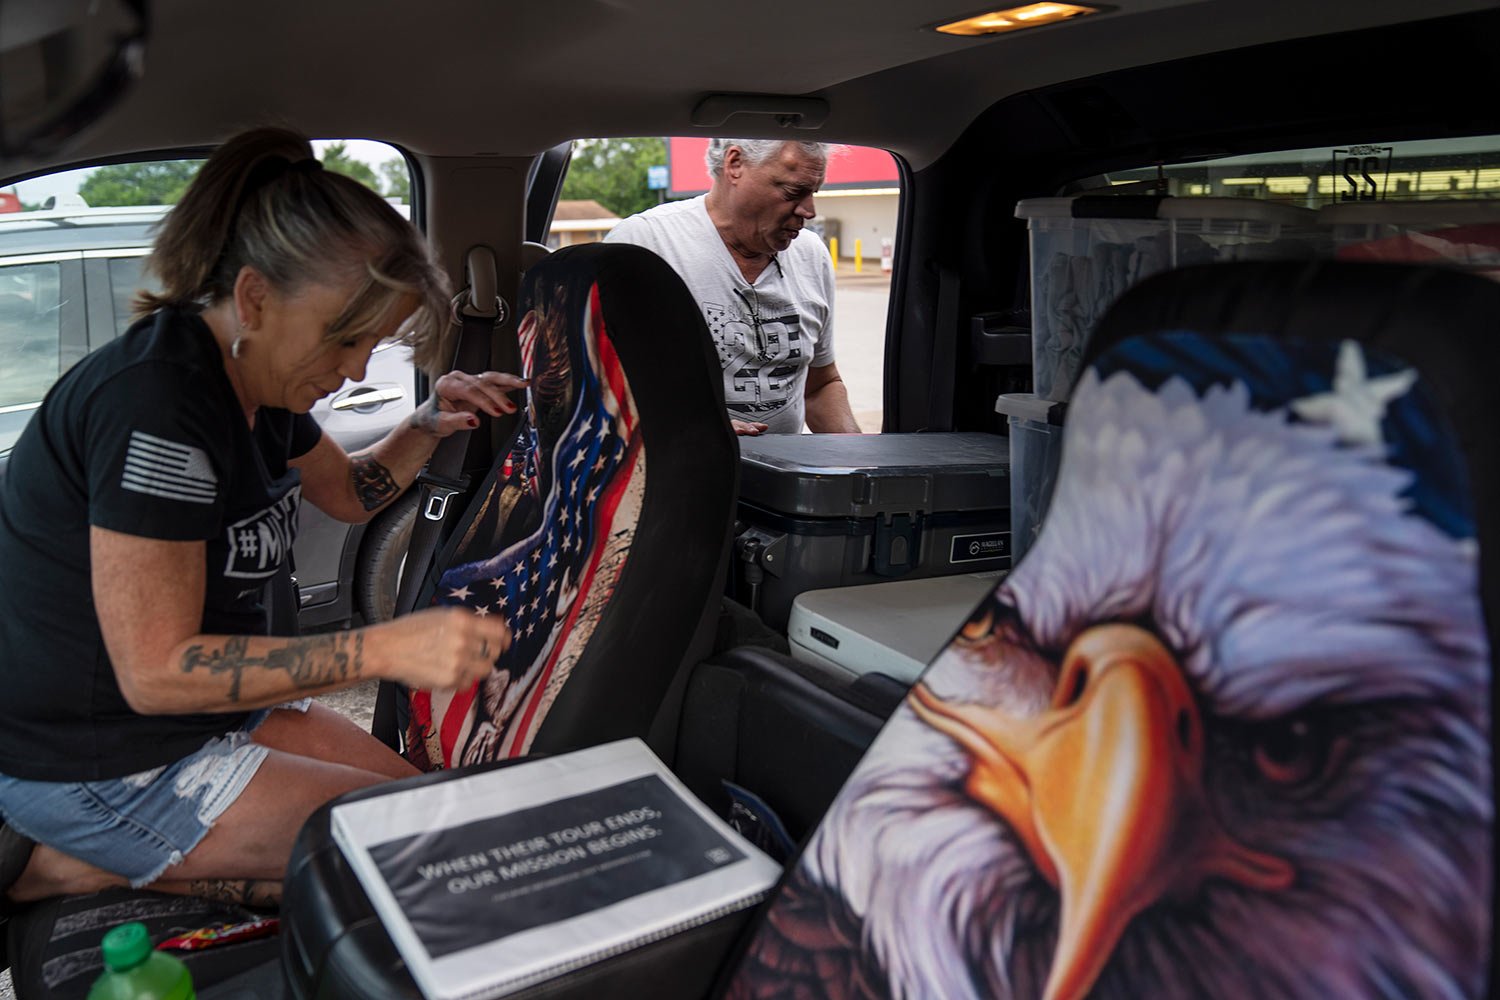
[872,512,919,577]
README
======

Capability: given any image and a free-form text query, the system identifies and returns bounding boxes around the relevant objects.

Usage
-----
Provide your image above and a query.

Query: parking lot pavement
[833,270,891,432]
[834,267,895,289]
[316,680,380,734]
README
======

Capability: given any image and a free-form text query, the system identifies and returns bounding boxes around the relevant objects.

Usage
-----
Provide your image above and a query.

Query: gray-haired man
[605,139,860,435]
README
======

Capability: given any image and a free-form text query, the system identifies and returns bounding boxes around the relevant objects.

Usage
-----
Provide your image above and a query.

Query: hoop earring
[231,335,244,359]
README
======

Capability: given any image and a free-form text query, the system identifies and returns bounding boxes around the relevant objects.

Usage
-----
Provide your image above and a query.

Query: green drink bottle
[87,922,195,1000]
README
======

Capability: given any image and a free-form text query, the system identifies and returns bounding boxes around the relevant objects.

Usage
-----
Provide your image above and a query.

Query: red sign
[667,137,898,197]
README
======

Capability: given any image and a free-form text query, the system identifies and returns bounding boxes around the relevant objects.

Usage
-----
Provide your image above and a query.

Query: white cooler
[787,571,1003,685]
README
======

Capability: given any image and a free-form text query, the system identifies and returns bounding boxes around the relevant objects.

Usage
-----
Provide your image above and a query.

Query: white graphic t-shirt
[606,196,835,433]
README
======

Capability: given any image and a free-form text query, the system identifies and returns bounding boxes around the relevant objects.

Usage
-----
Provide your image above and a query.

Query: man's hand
[732,419,770,436]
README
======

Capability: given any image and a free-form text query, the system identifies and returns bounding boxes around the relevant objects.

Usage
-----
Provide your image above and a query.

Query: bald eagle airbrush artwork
[731,335,1490,999]
[406,269,643,770]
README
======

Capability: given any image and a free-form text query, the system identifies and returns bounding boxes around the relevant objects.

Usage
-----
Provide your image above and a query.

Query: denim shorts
[0,699,310,887]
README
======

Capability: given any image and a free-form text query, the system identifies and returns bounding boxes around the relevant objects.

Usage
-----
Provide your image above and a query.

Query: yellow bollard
[829,236,839,271]
[854,239,863,274]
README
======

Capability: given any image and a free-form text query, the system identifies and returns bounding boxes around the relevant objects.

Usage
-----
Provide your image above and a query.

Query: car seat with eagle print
[722,260,1496,1000]
[403,241,739,769]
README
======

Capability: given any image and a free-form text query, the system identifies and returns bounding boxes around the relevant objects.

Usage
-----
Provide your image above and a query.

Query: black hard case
[732,432,1011,629]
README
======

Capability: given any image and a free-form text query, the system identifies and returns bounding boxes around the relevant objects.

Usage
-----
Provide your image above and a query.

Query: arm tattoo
[408,397,443,435]
[185,879,281,909]
[180,632,365,702]
[350,453,400,511]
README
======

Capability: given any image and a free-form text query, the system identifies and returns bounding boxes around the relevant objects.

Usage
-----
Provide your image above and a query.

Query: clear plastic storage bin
[994,393,1064,565]
[1321,199,1500,281]
[1017,196,1326,401]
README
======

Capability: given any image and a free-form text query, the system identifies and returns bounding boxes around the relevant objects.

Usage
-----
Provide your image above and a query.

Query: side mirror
[0,0,148,160]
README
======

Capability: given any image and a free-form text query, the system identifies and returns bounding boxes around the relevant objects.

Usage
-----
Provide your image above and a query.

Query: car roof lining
[3,0,1495,181]
[932,6,1500,201]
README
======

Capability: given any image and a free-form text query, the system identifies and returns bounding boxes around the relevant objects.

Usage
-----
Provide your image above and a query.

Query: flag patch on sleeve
[121,431,218,504]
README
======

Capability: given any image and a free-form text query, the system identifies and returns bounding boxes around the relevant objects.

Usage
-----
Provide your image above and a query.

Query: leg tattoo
[185,878,282,909]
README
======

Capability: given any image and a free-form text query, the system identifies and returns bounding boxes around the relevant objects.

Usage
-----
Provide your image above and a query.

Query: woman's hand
[300,369,526,525]
[365,606,513,692]
[410,371,528,438]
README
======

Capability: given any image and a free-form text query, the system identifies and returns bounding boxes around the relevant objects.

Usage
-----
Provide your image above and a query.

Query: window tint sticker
[1330,145,1395,202]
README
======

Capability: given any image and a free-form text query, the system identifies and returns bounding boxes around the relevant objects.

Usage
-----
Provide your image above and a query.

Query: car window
[0,262,68,452]
[0,140,415,456]
[1087,134,1500,205]
[0,259,62,408]
[553,137,901,434]
[103,252,152,336]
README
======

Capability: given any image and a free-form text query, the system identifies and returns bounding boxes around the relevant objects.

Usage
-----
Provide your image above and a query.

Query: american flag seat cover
[404,244,736,769]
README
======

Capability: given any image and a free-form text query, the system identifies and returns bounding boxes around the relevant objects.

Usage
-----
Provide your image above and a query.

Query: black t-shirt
[0,306,322,781]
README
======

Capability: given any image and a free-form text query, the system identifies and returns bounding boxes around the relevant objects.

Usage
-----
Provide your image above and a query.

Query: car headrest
[519,240,551,273]
[724,260,1496,1000]
[407,242,737,768]
[1092,259,1500,633]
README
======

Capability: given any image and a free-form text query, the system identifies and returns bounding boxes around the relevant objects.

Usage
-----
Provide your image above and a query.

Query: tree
[77,160,203,207]
[319,142,380,190]
[380,160,411,204]
[560,137,667,218]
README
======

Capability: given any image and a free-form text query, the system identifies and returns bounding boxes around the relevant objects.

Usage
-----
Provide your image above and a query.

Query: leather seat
[721,260,1497,1000]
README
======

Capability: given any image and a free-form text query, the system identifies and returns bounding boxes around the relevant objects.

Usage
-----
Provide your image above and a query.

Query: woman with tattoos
[0,127,522,911]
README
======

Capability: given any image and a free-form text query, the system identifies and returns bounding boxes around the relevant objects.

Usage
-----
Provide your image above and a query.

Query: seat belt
[371,246,506,751]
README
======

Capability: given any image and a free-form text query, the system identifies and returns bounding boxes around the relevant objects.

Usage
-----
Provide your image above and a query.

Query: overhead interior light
[934,3,1101,36]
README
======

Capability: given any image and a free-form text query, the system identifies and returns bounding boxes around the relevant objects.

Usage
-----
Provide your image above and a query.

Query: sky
[5,139,403,207]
